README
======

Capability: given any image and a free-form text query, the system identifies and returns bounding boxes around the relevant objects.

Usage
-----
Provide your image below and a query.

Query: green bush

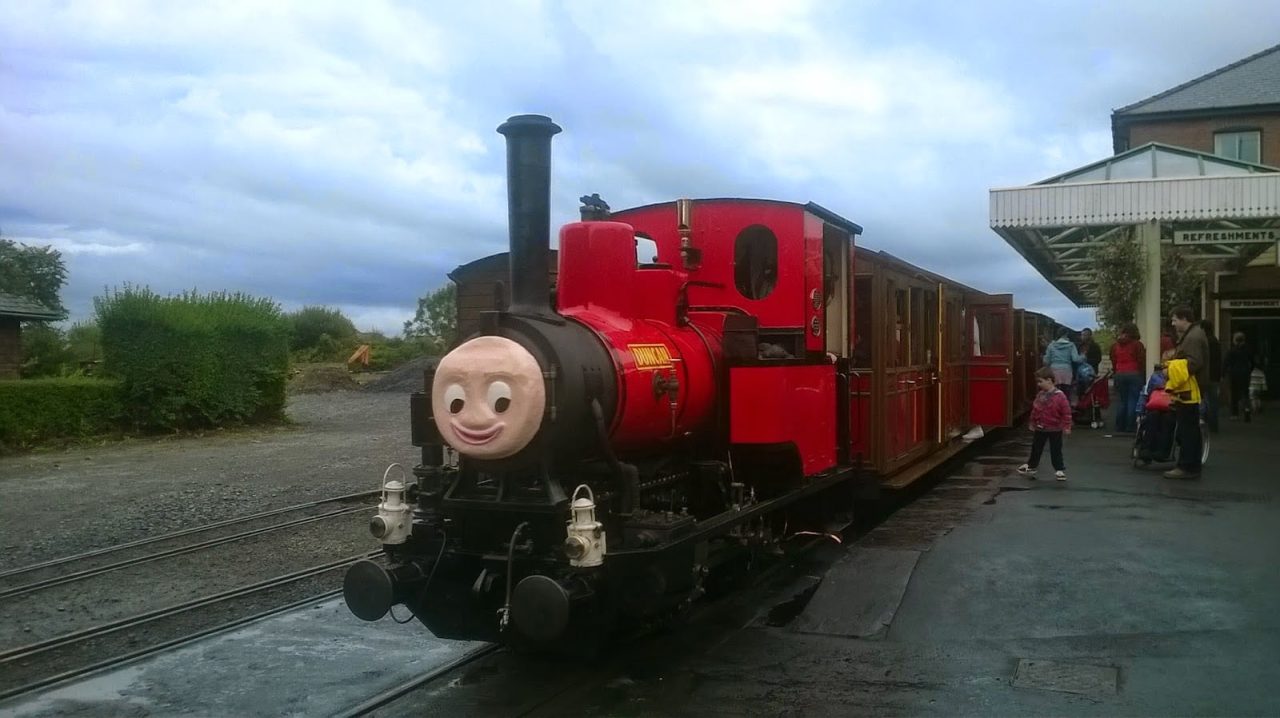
[19,323,73,378]
[287,306,357,352]
[365,335,431,371]
[94,286,290,431]
[0,378,123,449]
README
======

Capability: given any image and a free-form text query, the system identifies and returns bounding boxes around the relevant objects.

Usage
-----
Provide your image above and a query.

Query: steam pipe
[496,114,562,314]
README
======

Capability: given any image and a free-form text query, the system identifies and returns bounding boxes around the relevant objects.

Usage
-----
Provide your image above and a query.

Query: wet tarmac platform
[617,414,1280,716]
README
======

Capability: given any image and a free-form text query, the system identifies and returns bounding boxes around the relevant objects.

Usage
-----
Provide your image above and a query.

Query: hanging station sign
[1222,299,1280,310]
[1172,228,1279,245]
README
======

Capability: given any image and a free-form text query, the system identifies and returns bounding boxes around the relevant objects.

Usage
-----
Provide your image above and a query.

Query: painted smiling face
[432,335,546,460]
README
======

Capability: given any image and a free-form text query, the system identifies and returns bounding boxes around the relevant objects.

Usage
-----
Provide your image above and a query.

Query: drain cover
[1013,659,1118,696]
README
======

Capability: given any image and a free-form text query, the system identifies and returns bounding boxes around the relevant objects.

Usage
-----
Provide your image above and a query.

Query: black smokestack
[496,114,561,313]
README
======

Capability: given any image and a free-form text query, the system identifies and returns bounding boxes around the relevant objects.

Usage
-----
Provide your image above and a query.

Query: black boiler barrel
[496,114,561,314]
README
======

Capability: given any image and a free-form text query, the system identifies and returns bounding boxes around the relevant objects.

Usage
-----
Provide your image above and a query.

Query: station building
[992,43,1280,396]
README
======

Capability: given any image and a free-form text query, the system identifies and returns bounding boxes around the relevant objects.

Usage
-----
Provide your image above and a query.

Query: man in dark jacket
[1166,306,1208,480]
[1078,328,1102,373]
[1225,331,1255,421]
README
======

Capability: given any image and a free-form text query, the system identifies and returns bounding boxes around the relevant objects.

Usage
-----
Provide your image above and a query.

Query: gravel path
[0,391,419,572]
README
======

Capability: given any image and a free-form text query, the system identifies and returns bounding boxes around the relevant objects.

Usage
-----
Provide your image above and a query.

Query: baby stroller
[1073,367,1111,429]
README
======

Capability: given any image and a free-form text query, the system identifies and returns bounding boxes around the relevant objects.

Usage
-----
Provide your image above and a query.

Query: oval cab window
[734,224,778,300]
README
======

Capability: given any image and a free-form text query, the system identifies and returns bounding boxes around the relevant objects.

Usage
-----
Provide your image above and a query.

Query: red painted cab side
[729,364,837,476]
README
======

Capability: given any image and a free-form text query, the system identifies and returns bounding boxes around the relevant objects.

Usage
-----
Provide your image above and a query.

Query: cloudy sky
[3,1,1279,334]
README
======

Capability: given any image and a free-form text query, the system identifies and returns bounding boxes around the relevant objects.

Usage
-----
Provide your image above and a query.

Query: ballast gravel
[0,390,419,572]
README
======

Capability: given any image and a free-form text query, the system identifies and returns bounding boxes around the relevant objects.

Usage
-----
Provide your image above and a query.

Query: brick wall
[0,318,21,379]
[1122,112,1280,166]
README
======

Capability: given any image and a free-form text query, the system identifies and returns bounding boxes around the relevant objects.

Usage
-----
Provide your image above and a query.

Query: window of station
[852,276,873,368]
[971,309,1008,358]
[1214,130,1261,164]
[733,225,778,300]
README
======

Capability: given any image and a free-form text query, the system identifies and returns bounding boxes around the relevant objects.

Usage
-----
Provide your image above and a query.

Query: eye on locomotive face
[431,335,546,459]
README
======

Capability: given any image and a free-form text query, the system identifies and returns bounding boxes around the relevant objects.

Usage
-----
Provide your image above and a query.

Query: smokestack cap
[497,114,562,138]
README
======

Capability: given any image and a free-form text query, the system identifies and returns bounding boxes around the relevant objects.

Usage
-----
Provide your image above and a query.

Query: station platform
[646,413,1280,715]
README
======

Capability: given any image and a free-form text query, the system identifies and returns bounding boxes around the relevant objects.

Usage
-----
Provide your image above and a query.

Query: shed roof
[989,145,1280,307]
[1114,43,1280,116]
[0,291,62,320]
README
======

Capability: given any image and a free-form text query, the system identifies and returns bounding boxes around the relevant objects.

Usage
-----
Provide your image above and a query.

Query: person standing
[1078,327,1102,374]
[1109,323,1146,433]
[1166,307,1208,480]
[1225,332,1254,422]
[1018,367,1073,481]
[1200,320,1222,433]
[1044,328,1083,398]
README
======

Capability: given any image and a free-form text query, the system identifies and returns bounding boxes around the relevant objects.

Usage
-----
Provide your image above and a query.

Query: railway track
[334,644,504,718]
[0,551,381,701]
[0,489,380,600]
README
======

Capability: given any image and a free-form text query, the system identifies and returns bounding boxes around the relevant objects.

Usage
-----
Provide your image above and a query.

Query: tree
[404,283,456,353]
[0,236,68,315]
[1091,232,1145,329]
[1160,248,1203,318]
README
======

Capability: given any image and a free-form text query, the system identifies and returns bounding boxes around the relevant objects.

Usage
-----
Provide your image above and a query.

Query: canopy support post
[1136,220,1163,360]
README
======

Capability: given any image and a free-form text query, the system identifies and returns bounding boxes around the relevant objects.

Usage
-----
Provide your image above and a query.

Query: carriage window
[853,276,873,368]
[635,234,659,265]
[949,302,965,361]
[924,289,938,366]
[971,309,1008,358]
[893,287,908,367]
[734,225,778,300]
[910,288,925,365]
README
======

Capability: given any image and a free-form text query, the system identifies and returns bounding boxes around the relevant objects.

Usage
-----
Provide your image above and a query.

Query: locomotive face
[432,335,546,459]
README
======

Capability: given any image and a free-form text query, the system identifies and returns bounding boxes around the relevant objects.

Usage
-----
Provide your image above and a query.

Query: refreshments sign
[1222,299,1280,309]
[1172,229,1279,245]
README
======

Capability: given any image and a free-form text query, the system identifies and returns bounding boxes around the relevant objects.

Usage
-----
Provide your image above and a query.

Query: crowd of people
[1020,307,1268,483]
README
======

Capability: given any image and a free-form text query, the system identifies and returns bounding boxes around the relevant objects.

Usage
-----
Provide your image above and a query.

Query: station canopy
[990,142,1280,306]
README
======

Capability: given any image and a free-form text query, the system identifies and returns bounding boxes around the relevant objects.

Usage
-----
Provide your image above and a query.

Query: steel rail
[0,489,380,581]
[0,550,381,665]
[0,589,345,703]
[0,505,373,601]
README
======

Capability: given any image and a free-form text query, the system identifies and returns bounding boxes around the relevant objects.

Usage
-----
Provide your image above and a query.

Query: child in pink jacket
[1018,367,1073,481]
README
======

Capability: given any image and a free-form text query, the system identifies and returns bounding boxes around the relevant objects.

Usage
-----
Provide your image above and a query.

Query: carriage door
[1012,309,1027,412]
[967,297,1014,427]
[941,289,968,440]
[884,272,940,471]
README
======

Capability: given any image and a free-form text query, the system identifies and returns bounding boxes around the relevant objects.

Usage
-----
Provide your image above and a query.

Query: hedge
[0,378,124,449]
[94,287,291,431]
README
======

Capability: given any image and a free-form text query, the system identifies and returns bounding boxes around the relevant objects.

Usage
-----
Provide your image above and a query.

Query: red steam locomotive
[342,115,1060,648]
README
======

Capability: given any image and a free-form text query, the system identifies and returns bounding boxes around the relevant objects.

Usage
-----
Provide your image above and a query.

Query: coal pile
[363,355,438,393]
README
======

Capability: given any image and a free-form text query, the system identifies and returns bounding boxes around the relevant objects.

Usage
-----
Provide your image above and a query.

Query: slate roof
[1115,42,1280,115]
[0,291,62,320]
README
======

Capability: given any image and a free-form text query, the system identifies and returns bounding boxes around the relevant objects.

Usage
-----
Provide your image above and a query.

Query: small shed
[448,252,558,343]
[0,291,63,379]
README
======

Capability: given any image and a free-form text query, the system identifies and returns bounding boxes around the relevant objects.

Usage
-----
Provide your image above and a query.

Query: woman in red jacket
[1110,323,1147,433]
[1018,367,1074,481]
